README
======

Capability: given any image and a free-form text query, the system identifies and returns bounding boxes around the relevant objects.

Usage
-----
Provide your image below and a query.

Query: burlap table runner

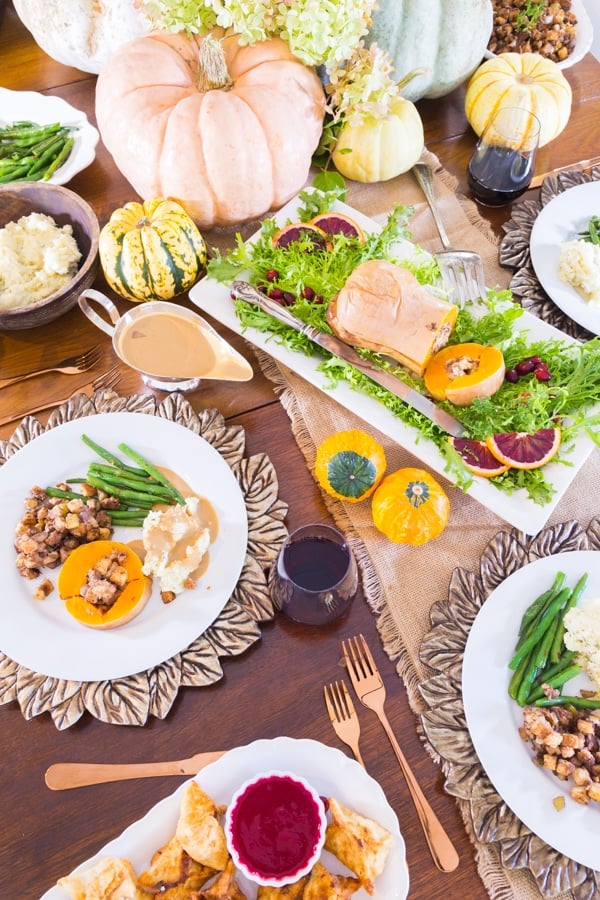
[252,150,600,899]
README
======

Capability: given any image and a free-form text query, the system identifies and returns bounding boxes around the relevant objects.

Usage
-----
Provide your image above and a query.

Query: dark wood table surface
[2,4,600,897]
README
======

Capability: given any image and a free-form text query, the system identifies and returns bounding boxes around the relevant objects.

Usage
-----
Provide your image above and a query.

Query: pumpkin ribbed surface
[99,198,207,302]
[315,430,387,503]
[367,0,493,101]
[371,467,450,544]
[464,52,572,148]
[332,96,424,183]
[95,31,325,229]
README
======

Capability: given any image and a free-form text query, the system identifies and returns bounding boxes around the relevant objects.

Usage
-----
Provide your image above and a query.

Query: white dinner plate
[530,180,600,336]
[0,412,248,682]
[463,550,600,870]
[190,194,598,537]
[41,736,409,900]
[484,0,594,69]
[0,88,99,185]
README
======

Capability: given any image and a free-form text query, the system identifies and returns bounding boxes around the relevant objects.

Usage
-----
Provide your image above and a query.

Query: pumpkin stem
[396,67,429,95]
[197,34,232,92]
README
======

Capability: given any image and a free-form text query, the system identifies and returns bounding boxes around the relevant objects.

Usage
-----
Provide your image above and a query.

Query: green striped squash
[99,198,207,302]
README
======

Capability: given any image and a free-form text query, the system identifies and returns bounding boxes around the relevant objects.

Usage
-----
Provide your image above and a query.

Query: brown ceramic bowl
[0,182,100,330]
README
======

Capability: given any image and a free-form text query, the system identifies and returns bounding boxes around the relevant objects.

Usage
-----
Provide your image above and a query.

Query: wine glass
[467,107,541,206]
[269,523,358,625]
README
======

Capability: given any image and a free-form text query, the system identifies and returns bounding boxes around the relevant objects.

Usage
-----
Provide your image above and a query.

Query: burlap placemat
[252,150,600,899]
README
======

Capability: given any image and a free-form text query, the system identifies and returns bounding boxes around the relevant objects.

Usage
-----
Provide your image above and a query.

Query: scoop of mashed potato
[558,239,600,308]
[0,211,81,310]
[142,497,210,596]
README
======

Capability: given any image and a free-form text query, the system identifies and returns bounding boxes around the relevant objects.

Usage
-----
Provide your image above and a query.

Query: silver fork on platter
[324,680,365,768]
[342,633,460,873]
[0,346,102,389]
[413,161,487,306]
[0,365,121,427]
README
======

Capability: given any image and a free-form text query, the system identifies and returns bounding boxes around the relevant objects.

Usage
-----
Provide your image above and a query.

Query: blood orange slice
[449,437,509,477]
[309,212,365,242]
[486,427,561,470]
[272,222,330,250]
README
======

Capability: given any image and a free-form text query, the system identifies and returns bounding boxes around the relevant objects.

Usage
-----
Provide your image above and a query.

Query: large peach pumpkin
[95,31,326,229]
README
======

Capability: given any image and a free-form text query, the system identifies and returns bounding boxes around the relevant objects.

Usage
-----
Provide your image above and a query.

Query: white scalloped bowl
[224,770,327,888]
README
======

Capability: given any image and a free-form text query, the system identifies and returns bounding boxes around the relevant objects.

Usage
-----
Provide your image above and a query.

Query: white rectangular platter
[190,196,598,536]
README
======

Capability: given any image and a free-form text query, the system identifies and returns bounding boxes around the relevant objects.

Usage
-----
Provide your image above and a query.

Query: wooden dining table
[2,4,600,898]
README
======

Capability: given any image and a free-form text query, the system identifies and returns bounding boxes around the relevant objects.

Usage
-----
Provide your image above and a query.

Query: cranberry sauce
[228,773,324,879]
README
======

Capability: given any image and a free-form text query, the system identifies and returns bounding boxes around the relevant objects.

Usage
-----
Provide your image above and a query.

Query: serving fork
[413,160,487,306]
[343,633,459,872]
[0,365,121,427]
[324,680,365,768]
[0,346,102,389]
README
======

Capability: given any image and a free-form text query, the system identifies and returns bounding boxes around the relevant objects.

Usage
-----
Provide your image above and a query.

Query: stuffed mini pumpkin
[315,430,387,503]
[99,198,207,302]
[95,31,325,229]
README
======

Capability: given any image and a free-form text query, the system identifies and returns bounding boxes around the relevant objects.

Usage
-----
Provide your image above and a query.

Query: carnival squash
[13,0,148,74]
[366,0,494,101]
[327,259,457,376]
[95,31,325,229]
[465,52,572,148]
[424,342,505,406]
[99,198,207,302]
[315,430,387,503]
[332,95,424,183]
[371,468,450,545]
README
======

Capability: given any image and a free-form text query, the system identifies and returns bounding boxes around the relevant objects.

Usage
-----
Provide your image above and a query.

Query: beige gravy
[117,311,250,380]
[128,468,218,583]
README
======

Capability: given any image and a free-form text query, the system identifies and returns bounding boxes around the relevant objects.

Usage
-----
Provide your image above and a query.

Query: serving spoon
[45,749,227,790]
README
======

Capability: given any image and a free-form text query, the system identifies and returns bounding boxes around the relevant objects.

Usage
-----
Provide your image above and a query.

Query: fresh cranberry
[314,294,324,304]
[505,368,520,383]
[269,287,284,300]
[528,356,542,366]
[265,269,279,282]
[282,291,297,306]
[302,285,315,301]
[534,365,551,382]
[515,358,537,375]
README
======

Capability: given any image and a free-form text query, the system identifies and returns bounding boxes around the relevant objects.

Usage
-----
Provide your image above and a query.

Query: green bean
[532,650,577,686]
[42,136,74,180]
[87,463,173,496]
[45,486,88,502]
[87,466,174,501]
[534,695,600,709]
[84,474,157,508]
[526,665,583,704]
[509,586,572,670]
[509,646,536,703]
[549,573,589,664]
[118,442,186,505]
[81,434,146,476]
[517,571,567,637]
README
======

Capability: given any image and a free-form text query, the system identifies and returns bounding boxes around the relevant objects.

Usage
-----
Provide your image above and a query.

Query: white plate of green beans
[0,413,248,682]
[463,550,600,870]
[0,88,99,185]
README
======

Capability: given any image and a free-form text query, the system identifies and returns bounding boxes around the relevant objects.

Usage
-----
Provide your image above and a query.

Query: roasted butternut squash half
[423,342,505,406]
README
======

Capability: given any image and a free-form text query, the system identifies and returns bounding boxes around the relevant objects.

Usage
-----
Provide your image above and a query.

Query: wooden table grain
[2,4,600,897]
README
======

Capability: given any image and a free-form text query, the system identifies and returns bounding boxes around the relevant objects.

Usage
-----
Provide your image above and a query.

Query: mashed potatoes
[558,239,600,308]
[0,211,81,310]
[142,497,210,596]
[564,596,600,692]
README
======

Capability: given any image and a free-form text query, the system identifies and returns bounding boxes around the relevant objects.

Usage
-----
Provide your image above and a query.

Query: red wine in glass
[467,144,534,205]
[270,524,358,625]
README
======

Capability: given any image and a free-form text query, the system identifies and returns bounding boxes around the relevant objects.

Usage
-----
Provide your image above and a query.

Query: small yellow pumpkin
[332,95,425,183]
[371,467,450,544]
[99,198,207,302]
[315,430,387,503]
[464,52,572,148]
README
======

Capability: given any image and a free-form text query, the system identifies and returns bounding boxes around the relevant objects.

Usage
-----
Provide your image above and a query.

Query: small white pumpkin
[332,96,424,183]
[12,0,149,74]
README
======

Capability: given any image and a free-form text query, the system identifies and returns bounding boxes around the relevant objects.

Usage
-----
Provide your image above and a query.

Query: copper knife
[231,280,466,437]
[530,155,600,189]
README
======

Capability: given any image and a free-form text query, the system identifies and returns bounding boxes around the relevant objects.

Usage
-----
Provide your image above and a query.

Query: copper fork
[343,634,459,873]
[0,346,102,389]
[324,680,365,768]
[0,365,121,427]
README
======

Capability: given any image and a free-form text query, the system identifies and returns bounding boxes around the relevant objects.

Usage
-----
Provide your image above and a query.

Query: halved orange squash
[424,342,505,406]
[58,540,151,630]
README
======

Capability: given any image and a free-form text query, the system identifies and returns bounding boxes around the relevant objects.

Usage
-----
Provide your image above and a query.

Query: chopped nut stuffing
[520,703,600,804]
[488,1,578,63]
